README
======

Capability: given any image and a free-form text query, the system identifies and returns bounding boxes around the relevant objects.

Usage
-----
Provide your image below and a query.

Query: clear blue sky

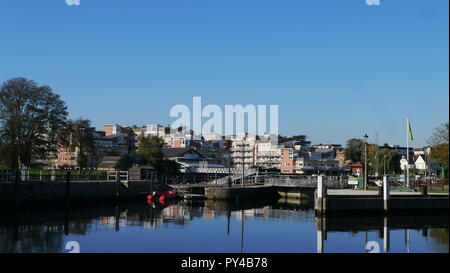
[0,0,448,146]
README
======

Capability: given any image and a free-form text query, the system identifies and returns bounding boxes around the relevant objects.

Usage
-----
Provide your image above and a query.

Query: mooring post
[65,171,71,204]
[51,169,56,182]
[64,205,70,236]
[383,216,390,252]
[383,176,390,213]
[21,168,25,182]
[421,185,428,196]
[14,169,20,206]
[315,175,326,215]
[115,170,120,200]
[316,216,324,253]
[115,202,120,232]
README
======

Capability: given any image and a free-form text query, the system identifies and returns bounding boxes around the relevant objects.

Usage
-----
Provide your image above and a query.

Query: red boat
[147,190,178,203]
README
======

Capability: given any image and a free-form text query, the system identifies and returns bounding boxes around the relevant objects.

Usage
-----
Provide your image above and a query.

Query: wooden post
[65,171,71,204]
[115,202,120,232]
[115,171,120,200]
[421,185,428,196]
[383,176,390,213]
[64,205,70,236]
[14,170,20,206]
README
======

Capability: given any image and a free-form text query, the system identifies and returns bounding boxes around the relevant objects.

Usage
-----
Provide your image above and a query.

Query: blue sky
[0,0,448,146]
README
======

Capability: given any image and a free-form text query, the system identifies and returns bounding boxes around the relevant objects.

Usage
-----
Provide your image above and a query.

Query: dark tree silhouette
[0,77,68,169]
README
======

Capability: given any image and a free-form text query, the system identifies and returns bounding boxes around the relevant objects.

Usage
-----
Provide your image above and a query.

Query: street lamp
[364,134,369,190]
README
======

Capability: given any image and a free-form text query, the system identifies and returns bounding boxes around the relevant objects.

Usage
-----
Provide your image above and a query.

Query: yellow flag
[407,119,413,141]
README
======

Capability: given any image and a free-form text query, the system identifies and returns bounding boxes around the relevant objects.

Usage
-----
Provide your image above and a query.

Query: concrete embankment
[275,186,315,199]
[0,181,170,207]
[315,194,449,215]
[204,185,279,201]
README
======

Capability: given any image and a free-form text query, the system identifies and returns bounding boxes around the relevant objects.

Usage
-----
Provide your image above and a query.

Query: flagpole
[406,116,410,188]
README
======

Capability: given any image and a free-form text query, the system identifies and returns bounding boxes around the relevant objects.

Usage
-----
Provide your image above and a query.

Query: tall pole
[364,134,368,191]
[375,133,379,177]
[406,117,410,188]
[240,210,245,252]
[241,139,245,188]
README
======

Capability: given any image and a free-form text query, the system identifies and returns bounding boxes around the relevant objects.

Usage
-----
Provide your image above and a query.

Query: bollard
[51,169,56,182]
[21,168,26,182]
[383,176,390,213]
[421,185,428,196]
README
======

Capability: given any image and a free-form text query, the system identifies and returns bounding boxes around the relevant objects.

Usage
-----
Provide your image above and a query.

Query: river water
[0,198,448,253]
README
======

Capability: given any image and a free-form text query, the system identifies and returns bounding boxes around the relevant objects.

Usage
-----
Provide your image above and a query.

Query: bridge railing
[264,175,344,189]
[0,169,109,183]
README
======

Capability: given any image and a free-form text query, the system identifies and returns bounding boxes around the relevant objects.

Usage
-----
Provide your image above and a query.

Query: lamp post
[241,138,246,188]
[364,134,369,191]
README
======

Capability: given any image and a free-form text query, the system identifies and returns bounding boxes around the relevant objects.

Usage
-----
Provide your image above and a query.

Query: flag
[407,119,413,141]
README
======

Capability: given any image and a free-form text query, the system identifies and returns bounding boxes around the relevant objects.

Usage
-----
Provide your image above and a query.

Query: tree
[154,159,181,175]
[136,135,164,166]
[65,119,95,169]
[377,148,402,174]
[428,122,449,176]
[0,77,68,169]
[427,122,449,146]
[430,144,449,171]
[344,138,365,164]
[135,135,180,174]
[116,155,134,171]
[278,134,311,150]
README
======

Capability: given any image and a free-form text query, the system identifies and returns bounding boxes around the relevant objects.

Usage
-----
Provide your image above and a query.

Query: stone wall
[0,181,171,202]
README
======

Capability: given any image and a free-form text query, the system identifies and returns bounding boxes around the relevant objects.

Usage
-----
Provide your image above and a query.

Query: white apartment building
[231,135,257,169]
[255,140,283,169]
[145,124,166,137]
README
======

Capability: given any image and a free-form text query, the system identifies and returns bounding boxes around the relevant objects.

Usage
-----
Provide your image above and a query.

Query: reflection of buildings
[97,205,199,229]
[231,207,313,221]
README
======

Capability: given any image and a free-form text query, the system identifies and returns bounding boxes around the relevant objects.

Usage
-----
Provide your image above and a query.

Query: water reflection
[0,198,447,253]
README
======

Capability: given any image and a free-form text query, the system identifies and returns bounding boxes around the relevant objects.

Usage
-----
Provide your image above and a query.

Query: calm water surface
[0,198,448,253]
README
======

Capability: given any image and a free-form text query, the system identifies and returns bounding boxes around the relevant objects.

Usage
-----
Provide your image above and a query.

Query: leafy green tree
[116,154,134,171]
[135,135,180,174]
[278,134,311,150]
[344,138,365,164]
[136,135,164,166]
[428,122,449,176]
[155,159,181,175]
[0,77,68,169]
[378,148,402,174]
[430,144,449,171]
